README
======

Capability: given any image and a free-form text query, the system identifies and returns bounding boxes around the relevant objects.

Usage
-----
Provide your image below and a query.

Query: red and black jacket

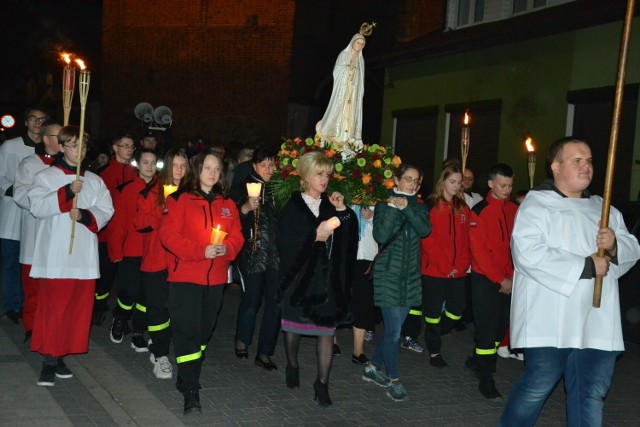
[421,198,471,278]
[108,176,152,261]
[134,180,166,273]
[469,191,518,284]
[95,157,137,243]
[159,190,244,286]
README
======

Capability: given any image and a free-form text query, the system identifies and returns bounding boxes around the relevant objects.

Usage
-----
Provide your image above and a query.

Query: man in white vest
[499,137,640,426]
[0,108,49,323]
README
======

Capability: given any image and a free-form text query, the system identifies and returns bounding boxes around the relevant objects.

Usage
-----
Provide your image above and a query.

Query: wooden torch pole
[593,0,636,307]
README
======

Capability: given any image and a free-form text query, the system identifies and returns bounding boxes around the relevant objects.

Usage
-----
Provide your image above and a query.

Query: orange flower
[372,159,382,168]
[326,148,336,158]
[383,178,395,189]
[290,150,298,158]
[391,155,402,167]
[362,173,372,185]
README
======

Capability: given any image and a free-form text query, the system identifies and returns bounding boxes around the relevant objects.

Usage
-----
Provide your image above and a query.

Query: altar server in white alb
[499,137,640,427]
[28,125,113,387]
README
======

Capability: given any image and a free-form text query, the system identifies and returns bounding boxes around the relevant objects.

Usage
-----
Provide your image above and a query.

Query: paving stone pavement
[1,283,639,426]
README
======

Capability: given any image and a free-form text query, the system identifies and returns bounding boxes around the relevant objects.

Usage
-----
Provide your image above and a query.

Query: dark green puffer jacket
[372,192,431,307]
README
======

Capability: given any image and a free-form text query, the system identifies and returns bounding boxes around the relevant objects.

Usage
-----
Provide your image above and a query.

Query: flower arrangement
[270,136,401,211]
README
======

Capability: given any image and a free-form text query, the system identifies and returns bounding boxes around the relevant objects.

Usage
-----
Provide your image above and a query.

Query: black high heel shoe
[235,348,248,359]
[285,365,299,388]
[255,355,278,371]
[313,379,332,407]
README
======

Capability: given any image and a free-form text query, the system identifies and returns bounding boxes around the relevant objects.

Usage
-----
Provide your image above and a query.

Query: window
[392,108,439,195]
[447,0,570,29]
[445,102,502,195]
[568,85,638,205]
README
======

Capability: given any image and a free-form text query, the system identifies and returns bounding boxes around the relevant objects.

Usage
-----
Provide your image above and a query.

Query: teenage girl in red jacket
[134,148,189,380]
[159,150,244,415]
[421,160,471,368]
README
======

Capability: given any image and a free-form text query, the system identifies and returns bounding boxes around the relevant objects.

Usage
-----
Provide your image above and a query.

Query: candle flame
[61,53,72,64]
[525,137,535,153]
[463,112,470,125]
[75,59,86,70]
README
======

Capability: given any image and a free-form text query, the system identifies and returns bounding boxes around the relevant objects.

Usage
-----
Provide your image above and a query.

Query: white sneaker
[509,352,525,361]
[496,346,510,359]
[153,356,173,379]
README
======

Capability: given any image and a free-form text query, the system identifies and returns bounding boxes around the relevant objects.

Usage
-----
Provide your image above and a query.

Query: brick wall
[102,0,295,149]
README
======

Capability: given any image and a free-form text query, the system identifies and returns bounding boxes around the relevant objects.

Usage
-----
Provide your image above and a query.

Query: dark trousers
[400,306,422,339]
[143,270,171,358]
[470,272,510,372]
[169,282,224,393]
[351,260,376,331]
[113,257,146,333]
[95,242,117,312]
[234,269,281,356]
[422,275,465,355]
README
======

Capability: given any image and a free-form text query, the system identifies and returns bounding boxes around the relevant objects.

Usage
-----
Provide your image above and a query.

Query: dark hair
[111,132,135,146]
[135,147,157,164]
[488,163,514,180]
[394,163,422,181]
[547,137,589,168]
[24,107,48,121]
[157,148,189,205]
[184,150,227,196]
[430,161,466,211]
[251,145,276,164]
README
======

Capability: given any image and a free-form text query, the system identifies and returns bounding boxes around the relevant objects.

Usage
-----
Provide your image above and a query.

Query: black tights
[283,332,333,384]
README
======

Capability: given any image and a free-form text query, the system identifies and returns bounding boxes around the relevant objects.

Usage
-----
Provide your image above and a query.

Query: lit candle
[210,225,228,244]
[163,184,178,199]
[320,216,341,234]
[246,182,262,198]
[461,111,470,173]
[525,137,536,189]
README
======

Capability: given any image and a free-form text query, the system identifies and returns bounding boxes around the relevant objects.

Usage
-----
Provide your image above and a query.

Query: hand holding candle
[210,224,228,244]
[316,216,341,242]
[246,182,262,198]
[163,184,178,199]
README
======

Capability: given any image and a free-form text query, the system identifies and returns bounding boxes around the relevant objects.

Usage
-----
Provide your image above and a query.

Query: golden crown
[359,22,377,37]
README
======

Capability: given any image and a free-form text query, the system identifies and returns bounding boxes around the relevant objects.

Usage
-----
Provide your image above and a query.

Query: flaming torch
[525,137,536,189]
[69,58,91,254]
[461,112,470,173]
[61,53,75,126]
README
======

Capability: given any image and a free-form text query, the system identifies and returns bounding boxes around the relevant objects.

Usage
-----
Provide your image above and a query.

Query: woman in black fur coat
[277,151,357,406]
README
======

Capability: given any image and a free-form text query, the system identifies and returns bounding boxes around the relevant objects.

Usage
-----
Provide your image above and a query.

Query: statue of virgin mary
[315,30,368,146]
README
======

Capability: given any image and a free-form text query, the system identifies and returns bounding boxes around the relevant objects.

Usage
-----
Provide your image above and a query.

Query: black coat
[277,191,358,328]
[229,171,279,275]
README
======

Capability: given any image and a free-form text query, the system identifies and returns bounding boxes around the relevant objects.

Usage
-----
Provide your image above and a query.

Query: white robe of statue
[316,33,366,145]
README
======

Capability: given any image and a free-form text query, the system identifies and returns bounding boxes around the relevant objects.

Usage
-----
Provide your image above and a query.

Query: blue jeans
[1,238,23,312]
[498,347,620,427]
[371,307,409,380]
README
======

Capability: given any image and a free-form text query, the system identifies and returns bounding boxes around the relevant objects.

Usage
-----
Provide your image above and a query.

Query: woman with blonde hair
[277,151,357,406]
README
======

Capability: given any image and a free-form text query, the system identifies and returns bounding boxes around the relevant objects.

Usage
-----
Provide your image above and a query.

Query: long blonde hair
[429,160,466,212]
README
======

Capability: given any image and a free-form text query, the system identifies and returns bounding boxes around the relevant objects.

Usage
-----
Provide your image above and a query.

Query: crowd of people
[1,107,639,425]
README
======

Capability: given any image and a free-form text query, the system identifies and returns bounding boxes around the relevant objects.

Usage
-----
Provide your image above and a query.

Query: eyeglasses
[27,116,47,124]
[116,144,136,150]
[63,144,87,151]
[401,176,421,185]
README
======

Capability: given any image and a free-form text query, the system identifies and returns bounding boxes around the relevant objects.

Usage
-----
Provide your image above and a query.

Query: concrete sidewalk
[1,284,639,426]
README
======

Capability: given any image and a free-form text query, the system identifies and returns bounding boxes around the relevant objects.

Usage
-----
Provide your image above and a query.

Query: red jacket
[469,192,518,284]
[96,157,137,243]
[108,176,151,261]
[159,191,244,286]
[134,181,166,272]
[421,199,470,278]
